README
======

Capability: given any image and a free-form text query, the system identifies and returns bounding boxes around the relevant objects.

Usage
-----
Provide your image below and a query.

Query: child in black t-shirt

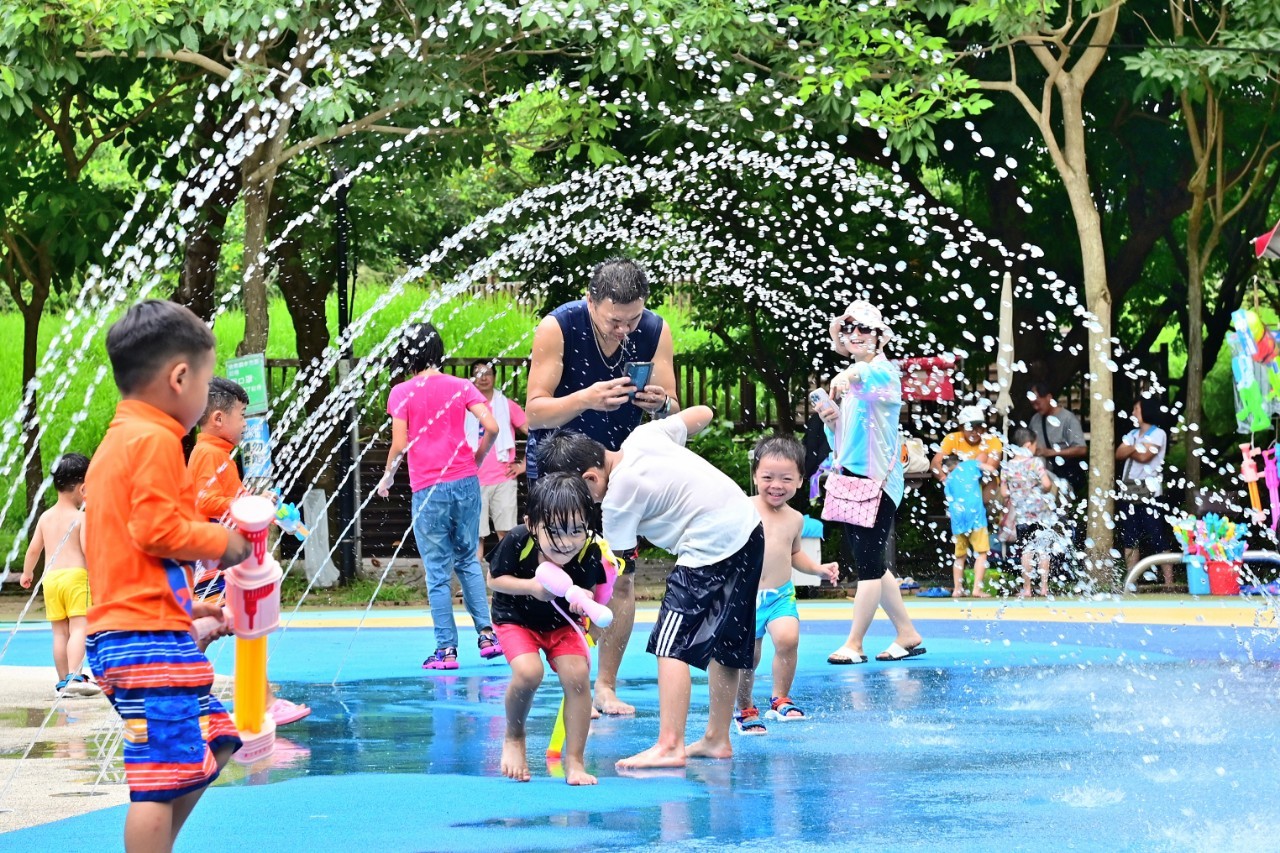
[489,473,617,786]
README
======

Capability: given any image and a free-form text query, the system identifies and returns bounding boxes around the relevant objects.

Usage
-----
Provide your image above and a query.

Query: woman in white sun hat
[816,301,926,664]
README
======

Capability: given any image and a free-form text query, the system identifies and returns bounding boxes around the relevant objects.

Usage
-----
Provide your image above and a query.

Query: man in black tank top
[526,258,680,716]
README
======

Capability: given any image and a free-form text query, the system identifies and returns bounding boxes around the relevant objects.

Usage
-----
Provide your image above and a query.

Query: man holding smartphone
[526,257,680,716]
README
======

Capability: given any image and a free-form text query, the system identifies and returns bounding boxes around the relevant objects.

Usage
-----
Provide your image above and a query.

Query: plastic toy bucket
[1206,560,1241,596]
[1185,555,1210,595]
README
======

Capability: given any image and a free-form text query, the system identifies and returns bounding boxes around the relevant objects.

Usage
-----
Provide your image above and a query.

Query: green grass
[279,573,423,607]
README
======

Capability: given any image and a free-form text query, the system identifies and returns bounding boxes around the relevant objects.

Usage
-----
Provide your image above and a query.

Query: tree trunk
[173,169,243,321]
[236,106,291,356]
[1057,63,1117,587]
[1183,196,1207,499]
[20,284,49,518]
[238,167,273,355]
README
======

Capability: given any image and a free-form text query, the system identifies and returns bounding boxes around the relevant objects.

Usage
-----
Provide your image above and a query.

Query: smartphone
[625,361,653,399]
[809,388,833,412]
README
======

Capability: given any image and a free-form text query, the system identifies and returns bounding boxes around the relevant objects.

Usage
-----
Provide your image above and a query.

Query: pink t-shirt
[387,373,487,491]
[476,398,528,487]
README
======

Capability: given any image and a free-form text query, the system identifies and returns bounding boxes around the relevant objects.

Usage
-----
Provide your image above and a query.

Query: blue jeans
[411,477,493,650]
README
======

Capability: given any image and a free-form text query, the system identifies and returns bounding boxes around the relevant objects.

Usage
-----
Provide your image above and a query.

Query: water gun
[1241,444,1264,516]
[225,495,284,764]
[1233,311,1271,430]
[274,501,310,541]
[1265,448,1280,533]
[536,561,614,627]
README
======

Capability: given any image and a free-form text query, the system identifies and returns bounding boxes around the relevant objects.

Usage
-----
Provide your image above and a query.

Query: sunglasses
[841,322,876,336]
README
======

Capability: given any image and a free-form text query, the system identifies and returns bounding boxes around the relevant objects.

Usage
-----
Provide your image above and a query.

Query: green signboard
[226,353,268,415]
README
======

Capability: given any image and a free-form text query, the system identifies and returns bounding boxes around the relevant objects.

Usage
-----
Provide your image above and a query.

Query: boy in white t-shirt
[536,406,763,770]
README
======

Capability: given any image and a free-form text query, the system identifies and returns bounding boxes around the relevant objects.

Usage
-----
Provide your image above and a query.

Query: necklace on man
[591,322,627,373]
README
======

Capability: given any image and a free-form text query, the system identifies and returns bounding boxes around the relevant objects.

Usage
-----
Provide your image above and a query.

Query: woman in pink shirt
[378,323,503,669]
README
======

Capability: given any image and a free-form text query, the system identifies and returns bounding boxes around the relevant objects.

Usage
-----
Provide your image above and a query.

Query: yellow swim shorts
[43,568,91,622]
[953,527,991,558]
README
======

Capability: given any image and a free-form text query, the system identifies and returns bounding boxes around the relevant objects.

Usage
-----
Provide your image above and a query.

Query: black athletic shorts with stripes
[646,524,764,671]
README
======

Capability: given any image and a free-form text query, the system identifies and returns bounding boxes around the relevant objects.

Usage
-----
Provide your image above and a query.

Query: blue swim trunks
[754,582,799,639]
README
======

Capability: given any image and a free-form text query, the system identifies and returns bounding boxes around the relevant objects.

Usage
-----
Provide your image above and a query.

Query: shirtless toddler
[20,453,101,696]
[734,436,838,734]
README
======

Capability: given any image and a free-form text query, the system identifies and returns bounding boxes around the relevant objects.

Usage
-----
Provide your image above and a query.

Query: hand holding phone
[810,388,838,426]
[625,361,654,399]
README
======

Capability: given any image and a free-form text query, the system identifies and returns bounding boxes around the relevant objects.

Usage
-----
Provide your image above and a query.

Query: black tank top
[527,299,663,478]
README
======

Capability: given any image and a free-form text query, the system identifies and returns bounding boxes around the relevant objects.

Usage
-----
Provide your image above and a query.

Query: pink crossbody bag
[819,403,884,527]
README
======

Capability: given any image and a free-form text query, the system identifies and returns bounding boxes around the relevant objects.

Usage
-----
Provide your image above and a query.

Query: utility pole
[335,165,358,585]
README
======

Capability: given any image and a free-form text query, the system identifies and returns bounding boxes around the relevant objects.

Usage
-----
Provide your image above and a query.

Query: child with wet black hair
[734,435,838,734]
[488,472,621,786]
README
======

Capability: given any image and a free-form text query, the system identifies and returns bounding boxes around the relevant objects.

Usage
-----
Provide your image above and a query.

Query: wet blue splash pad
[4,609,1280,851]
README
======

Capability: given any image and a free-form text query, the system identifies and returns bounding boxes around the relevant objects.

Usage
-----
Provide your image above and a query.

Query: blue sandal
[765,696,805,721]
[734,707,768,735]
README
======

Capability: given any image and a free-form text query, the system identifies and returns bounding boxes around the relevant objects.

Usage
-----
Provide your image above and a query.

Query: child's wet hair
[397,322,445,374]
[200,377,250,426]
[941,454,961,473]
[751,434,804,474]
[528,473,592,549]
[1012,426,1035,447]
[106,300,216,394]
[536,430,606,475]
[52,453,89,492]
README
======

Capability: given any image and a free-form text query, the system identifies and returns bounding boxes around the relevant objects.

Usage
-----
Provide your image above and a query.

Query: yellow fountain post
[225,495,283,763]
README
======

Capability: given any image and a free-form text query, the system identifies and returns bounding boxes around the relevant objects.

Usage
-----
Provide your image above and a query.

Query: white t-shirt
[603,419,760,567]
[1120,425,1167,495]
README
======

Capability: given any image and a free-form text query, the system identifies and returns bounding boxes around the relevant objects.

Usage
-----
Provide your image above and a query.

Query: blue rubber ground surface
[4,610,1280,851]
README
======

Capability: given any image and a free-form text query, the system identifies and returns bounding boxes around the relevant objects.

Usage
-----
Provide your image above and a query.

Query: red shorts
[493,623,589,671]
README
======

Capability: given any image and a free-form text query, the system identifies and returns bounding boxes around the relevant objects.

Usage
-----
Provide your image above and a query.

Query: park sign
[227,353,268,415]
[241,417,272,479]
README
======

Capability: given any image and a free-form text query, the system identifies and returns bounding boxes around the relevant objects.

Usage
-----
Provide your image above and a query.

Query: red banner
[896,356,957,402]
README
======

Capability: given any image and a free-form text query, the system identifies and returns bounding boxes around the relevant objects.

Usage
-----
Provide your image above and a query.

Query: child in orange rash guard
[187,375,310,727]
[84,299,251,853]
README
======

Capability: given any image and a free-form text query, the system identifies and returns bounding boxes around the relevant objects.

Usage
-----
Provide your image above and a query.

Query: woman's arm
[377,418,409,497]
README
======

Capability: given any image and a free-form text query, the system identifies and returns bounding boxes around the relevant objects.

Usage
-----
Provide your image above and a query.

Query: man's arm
[525,315,631,429]
[676,405,714,437]
[633,322,681,415]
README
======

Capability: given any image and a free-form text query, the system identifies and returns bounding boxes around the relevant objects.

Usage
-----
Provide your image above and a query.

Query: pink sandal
[268,698,312,727]
[423,647,459,670]
[477,631,504,660]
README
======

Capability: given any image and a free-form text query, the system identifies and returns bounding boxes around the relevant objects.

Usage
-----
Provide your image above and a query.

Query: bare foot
[951,590,965,598]
[590,705,601,720]
[616,743,686,769]
[685,736,733,760]
[501,736,531,782]
[972,591,991,598]
[893,628,925,651]
[564,761,598,786]
[593,690,636,716]
[1039,587,1049,597]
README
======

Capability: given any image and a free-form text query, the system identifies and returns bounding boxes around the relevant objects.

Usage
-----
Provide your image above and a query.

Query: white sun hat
[839,300,893,342]
[957,405,986,427]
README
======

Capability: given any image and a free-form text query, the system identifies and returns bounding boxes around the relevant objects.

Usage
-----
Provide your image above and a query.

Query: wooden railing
[264,356,792,434]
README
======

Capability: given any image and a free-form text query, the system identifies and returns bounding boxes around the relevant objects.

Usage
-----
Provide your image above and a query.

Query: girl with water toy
[488,473,619,786]
[377,322,505,669]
